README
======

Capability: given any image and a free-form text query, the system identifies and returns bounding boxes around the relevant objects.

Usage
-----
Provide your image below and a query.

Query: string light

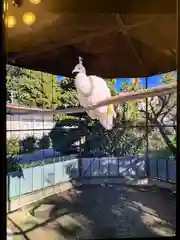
[5,16,16,28]
[3,1,8,19]
[23,12,36,25]
[3,2,8,12]
[29,0,41,4]
[6,0,40,28]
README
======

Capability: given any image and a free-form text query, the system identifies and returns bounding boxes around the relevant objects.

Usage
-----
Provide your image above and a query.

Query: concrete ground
[7,185,176,239]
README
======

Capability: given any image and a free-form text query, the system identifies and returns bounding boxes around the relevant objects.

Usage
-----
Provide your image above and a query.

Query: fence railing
[149,158,176,183]
[7,155,176,200]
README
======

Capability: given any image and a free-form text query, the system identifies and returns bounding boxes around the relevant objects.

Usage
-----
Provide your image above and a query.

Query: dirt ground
[7,184,176,239]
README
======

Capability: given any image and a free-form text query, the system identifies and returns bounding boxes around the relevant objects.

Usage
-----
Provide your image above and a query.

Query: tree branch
[160,102,176,123]
[154,95,167,119]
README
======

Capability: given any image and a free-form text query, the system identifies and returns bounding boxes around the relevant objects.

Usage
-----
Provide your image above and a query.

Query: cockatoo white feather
[72,57,116,130]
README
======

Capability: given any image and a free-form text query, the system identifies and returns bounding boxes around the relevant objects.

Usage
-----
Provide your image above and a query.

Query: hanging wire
[5,0,11,209]
[40,71,45,198]
[51,73,56,193]
[145,77,149,177]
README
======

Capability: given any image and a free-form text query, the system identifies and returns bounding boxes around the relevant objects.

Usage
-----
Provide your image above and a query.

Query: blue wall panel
[43,163,55,188]
[8,157,176,199]
[168,160,176,182]
[32,166,43,191]
[19,168,33,195]
[54,162,64,184]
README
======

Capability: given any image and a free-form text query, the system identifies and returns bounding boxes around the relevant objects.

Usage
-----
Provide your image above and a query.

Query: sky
[57,71,176,92]
[114,74,163,92]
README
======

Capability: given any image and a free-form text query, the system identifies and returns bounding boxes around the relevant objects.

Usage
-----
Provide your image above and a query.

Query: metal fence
[6,67,177,205]
[8,157,79,199]
[7,155,176,200]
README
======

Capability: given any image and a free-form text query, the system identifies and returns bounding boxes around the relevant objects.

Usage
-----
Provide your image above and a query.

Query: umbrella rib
[125,18,156,31]
[115,14,144,67]
[11,27,117,60]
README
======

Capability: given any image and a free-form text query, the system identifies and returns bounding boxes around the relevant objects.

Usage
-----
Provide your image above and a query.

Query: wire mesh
[6,66,177,211]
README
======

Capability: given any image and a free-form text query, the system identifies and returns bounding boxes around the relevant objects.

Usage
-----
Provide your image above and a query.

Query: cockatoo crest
[72,56,86,74]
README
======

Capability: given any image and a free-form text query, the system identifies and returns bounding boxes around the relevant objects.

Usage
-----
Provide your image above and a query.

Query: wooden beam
[12,82,177,116]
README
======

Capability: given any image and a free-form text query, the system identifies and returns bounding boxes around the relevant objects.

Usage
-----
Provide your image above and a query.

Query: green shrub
[7,156,22,173]
[38,135,51,149]
[21,136,37,153]
[7,137,20,157]
[153,147,175,160]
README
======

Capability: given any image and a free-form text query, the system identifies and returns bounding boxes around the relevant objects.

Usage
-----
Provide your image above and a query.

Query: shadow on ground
[8,183,176,239]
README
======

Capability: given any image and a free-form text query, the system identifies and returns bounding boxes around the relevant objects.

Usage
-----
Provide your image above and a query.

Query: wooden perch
[10,82,177,115]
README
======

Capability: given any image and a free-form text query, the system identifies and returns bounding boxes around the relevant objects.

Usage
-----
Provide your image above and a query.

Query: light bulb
[23,12,36,25]
[29,0,41,4]
[5,16,16,28]
[3,2,8,12]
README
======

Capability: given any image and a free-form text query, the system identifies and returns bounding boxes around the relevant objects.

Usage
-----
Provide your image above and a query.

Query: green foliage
[161,71,176,84]
[21,136,37,153]
[7,137,20,157]
[17,70,60,108]
[119,76,176,155]
[152,147,175,161]
[12,155,77,171]
[7,157,22,173]
[170,134,176,147]
[49,114,146,156]
[6,65,60,108]
[120,79,144,122]
[153,72,176,155]
[38,135,51,149]
[80,118,146,156]
[49,116,84,153]
[7,137,22,173]
[6,65,23,103]
[59,77,79,107]
[148,129,166,151]
[106,79,117,96]
[53,114,78,121]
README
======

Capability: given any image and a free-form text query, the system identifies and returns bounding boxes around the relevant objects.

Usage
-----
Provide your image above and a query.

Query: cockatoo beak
[72,67,79,74]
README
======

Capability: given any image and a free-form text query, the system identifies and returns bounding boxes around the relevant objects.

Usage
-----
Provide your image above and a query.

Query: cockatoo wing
[75,74,116,130]
[87,76,116,130]
[88,76,114,114]
[77,92,97,119]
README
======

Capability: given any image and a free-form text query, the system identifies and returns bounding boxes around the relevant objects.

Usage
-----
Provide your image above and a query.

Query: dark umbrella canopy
[6,0,176,78]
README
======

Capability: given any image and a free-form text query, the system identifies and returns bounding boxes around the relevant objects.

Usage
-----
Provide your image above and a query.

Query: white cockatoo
[72,57,116,130]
